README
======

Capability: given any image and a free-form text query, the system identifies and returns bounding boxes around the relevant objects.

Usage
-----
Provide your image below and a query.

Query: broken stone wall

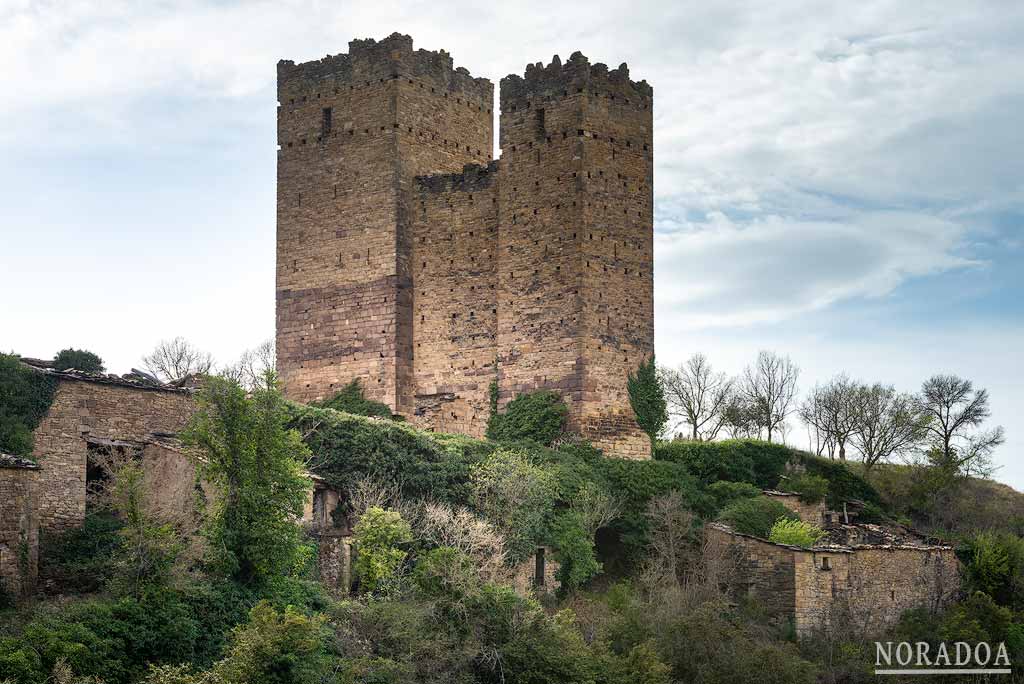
[0,462,40,597]
[30,379,195,532]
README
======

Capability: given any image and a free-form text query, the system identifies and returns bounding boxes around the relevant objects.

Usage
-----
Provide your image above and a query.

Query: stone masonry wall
[277,35,655,459]
[765,492,827,526]
[411,163,500,436]
[705,525,797,619]
[793,546,960,637]
[498,54,654,458]
[708,524,960,638]
[276,33,493,411]
[30,378,195,532]
[0,464,39,597]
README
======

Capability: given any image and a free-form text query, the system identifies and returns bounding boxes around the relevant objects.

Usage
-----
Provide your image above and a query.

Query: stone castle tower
[276,33,654,458]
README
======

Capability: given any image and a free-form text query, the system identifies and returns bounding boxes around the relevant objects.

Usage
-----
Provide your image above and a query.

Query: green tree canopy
[53,348,105,373]
[182,372,311,585]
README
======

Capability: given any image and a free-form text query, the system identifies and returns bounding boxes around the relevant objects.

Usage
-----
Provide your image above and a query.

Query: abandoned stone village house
[1,34,958,633]
[707,491,959,637]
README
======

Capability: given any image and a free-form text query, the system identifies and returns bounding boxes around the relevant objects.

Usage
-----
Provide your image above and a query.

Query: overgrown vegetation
[767,518,826,548]
[718,496,799,538]
[628,356,668,445]
[182,373,312,586]
[4,361,1023,683]
[485,389,568,445]
[312,378,393,418]
[53,348,105,374]
[0,353,58,456]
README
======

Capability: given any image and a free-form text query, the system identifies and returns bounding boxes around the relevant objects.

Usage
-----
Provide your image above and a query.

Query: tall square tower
[277,35,654,458]
[276,34,493,410]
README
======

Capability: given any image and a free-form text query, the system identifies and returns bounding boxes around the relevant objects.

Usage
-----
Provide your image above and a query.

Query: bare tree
[721,393,762,439]
[417,502,510,582]
[642,491,696,584]
[799,386,835,457]
[917,374,1005,477]
[661,354,735,441]
[142,337,214,382]
[222,339,276,390]
[741,350,800,443]
[569,481,622,536]
[799,374,860,460]
[851,383,927,471]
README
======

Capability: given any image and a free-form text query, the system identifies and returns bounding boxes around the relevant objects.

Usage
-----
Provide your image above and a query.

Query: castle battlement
[500,52,652,111]
[277,32,492,104]
[277,34,654,459]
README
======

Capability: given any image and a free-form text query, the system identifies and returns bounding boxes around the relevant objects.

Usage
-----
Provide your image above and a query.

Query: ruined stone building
[707,492,960,637]
[0,453,40,598]
[276,33,655,458]
[22,362,197,535]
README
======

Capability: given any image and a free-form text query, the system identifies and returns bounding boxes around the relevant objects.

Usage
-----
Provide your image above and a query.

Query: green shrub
[786,473,829,504]
[650,599,818,684]
[413,547,479,597]
[145,601,328,684]
[53,348,105,373]
[655,440,754,484]
[470,448,557,564]
[486,390,568,446]
[798,453,881,507]
[857,500,887,524]
[39,511,123,593]
[718,496,798,538]
[768,518,826,548]
[290,403,494,510]
[708,481,762,510]
[353,507,413,594]
[627,356,668,445]
[0,353,58,456]
[312,378,393,418]
[962,531,1024,608]
[182,375,312,585]
[551,511,602,592]
[595,458,712,558]
[6,591,202,684]
[895,593,1024,665]
[655,439,792,488]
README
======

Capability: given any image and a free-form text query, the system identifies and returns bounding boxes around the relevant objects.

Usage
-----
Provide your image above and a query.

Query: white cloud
[654,211,982,329]
[1,0,1021,484]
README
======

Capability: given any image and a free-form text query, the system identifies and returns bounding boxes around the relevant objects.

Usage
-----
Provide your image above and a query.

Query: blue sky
[2,1,1021,487]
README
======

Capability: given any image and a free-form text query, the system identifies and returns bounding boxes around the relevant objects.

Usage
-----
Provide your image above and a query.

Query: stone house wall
[0,459,40,597]
[792,546,959,635]
[764,491,827,525]
[705,524,797,617]
[30,377,195,532]
[708,524,959,637]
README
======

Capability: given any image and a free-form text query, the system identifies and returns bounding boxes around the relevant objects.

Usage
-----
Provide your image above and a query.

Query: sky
[1,1,1021,486]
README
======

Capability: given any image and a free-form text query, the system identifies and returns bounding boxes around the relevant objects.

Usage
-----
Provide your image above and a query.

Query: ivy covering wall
[0,353,58,456]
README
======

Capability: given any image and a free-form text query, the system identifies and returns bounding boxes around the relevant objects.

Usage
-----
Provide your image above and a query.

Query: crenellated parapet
[278,32,492,104]
[499,52,652,112]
